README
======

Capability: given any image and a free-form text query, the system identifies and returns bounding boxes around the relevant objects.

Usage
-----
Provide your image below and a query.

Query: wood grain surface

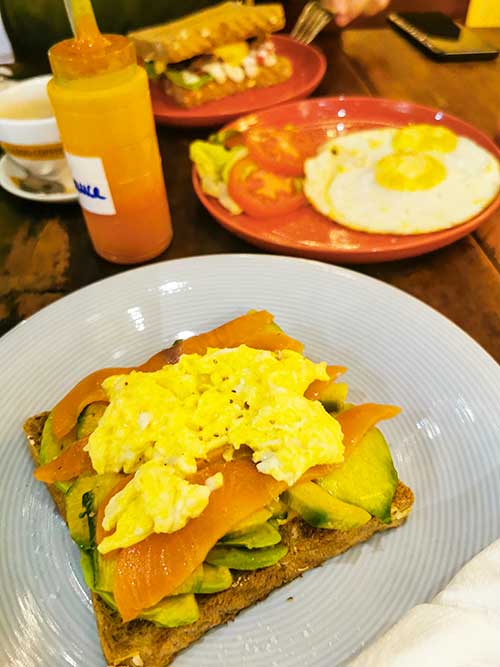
[0,25,499,362]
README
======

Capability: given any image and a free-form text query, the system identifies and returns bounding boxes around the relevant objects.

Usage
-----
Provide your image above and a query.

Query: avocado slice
[139,594,200,627]
[65,473,123,549]
[93,554,232,597]
[76,402,107,439]
[317,381,349,413]
[39,413,73,493]
[170,565,204,595]
[317,427,398,523]
[220,522,282,549]
[226,507,273,535]
[172,563,233,594]
[196,564,233,593]
[92,549,118,592]
[81,551,200,627]
[283,481,371,530]
[206,544,288,570]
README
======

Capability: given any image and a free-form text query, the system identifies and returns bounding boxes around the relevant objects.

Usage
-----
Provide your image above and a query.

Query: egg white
[304,128,500,235]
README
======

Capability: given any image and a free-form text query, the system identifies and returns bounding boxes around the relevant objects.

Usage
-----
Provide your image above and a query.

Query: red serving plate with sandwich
[192,96,500,263]
[152,35,326,127]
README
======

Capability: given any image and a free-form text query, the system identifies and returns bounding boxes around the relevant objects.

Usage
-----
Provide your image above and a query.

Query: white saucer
[0,154,78,203]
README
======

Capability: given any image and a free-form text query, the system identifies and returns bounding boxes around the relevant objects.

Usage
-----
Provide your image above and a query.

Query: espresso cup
[0,75,65,177]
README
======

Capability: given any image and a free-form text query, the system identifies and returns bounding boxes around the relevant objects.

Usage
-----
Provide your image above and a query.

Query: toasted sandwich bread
[164,55,292,108]
[25,412,414,667]
[129,3,285,65]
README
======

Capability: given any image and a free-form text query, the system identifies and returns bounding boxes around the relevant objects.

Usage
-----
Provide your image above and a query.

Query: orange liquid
[48,55,172,264]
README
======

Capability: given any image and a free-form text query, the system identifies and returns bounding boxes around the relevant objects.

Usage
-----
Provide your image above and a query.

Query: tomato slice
[113,459,286,621]
[228,157,306,218]
[244,126,329,177]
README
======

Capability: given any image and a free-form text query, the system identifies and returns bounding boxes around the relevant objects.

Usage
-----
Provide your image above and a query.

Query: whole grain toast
[163,56,292,109]
[24,413,414,667]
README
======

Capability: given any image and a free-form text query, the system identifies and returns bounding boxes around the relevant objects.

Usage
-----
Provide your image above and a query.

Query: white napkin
[349,539,500,666]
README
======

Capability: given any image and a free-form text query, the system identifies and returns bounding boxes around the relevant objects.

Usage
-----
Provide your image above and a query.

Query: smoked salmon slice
[34,437,93,483]
[304,365,347,400]
[300,403,401,482]
[51,347,180,440]
[113,459,286,622]
[336,403,401,456]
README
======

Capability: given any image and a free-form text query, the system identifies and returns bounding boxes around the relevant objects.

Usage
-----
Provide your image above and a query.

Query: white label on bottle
[65,152,116,215]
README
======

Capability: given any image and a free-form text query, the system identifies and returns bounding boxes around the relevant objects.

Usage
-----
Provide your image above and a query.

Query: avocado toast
[25,311,414,667]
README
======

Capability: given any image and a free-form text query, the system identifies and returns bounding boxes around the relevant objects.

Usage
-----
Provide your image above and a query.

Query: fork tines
[290,1,333,45]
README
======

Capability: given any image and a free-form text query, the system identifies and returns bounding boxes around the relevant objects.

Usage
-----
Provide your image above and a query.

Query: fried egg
[88,345,345,552]
[304,124,500,234]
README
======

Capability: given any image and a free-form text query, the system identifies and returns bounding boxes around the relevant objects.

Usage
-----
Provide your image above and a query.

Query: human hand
[322,0,391,27]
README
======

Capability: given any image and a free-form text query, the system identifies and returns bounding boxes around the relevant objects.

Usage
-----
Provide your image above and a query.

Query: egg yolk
[392,124,458,153]
[375,152,446,191]
[212,41,249,66]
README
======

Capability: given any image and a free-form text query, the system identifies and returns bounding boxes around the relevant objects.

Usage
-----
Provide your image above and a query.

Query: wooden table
[1,26,499,360]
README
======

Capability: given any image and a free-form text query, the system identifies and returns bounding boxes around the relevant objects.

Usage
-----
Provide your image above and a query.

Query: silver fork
[290,1,334,45]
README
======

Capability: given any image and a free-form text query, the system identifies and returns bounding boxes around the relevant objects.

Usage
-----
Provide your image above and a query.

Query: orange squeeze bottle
[47,0,172,264]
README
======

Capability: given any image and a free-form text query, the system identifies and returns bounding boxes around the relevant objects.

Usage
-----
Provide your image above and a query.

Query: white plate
[0,154,78,203]
[1,254,499,667]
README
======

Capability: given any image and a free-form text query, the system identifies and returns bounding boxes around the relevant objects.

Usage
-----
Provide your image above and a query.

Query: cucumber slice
[65,473,123,549]
[317,428,398,523]
[205,544,288,570]
[283,481,371,530]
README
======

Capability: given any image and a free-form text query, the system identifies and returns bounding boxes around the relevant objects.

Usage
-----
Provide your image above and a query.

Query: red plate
[192,96,500,263]
[151,35,326,127]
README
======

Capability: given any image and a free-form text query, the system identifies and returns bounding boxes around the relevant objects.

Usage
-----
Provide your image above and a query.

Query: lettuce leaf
[189,140,248,214]
[165,69,213,90]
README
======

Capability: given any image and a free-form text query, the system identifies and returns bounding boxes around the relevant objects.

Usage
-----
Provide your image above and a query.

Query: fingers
[321,0,349,15]
[363,0,390,16]
[323,0,390,26]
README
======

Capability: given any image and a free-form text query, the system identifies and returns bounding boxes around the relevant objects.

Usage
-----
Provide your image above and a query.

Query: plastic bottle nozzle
[64,0,106,45]
[51,0,135,79]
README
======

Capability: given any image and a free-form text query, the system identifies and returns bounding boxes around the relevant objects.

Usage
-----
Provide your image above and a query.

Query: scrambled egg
[99,463,223,554]
[88,345,345,552]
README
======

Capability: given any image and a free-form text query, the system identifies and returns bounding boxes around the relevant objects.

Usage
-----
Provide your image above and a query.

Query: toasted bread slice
[25,413,414,667]
[129,2,285,65]
[164,55,292,108]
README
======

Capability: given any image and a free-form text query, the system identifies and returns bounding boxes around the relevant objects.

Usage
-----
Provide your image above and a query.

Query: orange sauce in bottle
[47,11,172,264]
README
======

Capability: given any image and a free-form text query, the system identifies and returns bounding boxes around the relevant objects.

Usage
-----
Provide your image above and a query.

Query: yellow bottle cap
[49,33,136,80]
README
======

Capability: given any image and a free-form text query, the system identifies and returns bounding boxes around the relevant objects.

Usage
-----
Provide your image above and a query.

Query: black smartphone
[387,11,499,62]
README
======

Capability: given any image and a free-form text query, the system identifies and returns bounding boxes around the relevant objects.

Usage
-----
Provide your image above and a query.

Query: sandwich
[26,310,414,667]
[128,2,292,108]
